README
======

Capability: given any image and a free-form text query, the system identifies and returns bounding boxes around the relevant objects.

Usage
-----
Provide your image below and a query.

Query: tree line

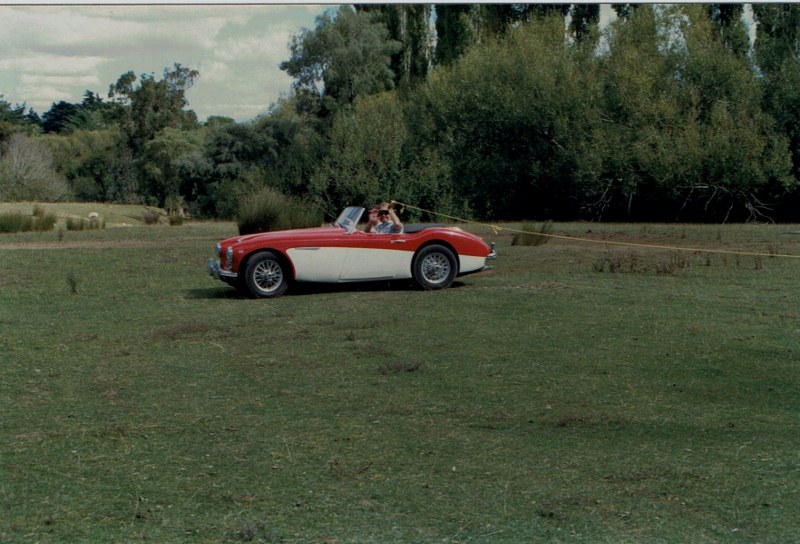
[1,4,799,223]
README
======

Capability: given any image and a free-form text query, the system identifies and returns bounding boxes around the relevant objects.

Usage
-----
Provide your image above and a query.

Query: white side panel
[339,248,413,281]
[288,247,414,282]
[287,248,346,282]
[459,255,486,274]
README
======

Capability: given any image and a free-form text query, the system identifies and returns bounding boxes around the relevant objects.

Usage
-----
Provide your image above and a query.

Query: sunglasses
[377,210,390,216]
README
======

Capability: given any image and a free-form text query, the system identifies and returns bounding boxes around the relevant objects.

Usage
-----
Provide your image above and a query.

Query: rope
[391,200,800,260]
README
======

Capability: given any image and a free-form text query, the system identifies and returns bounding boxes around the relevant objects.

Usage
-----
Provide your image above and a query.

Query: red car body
[209,207,496,297]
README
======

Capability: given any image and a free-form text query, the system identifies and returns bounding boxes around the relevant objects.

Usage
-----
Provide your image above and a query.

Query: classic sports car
[209,206,496,298]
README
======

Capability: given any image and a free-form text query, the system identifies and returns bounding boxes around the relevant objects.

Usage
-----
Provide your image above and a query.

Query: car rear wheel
[413,244,457,290]
[244,251,289,298]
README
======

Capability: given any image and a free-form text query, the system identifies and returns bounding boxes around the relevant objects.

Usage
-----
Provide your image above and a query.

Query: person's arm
[388,209,403,232]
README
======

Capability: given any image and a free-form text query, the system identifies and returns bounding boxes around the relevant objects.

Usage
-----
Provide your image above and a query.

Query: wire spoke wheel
[413,245,457,290]
[420,252,451,284]
[245,251,289,298]
[254,260,283,292]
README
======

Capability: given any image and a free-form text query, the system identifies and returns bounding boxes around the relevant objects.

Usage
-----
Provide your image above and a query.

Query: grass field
[1,219,799,543]
[0,202,168,228]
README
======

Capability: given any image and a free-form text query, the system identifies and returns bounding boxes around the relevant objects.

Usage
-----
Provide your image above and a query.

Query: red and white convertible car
[209,206,496,298]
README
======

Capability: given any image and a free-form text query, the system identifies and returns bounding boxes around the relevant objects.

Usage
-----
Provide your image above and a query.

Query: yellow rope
[391,200,800,260]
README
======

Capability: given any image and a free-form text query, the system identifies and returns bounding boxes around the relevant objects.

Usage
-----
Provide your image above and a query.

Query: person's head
[376,202,392,222]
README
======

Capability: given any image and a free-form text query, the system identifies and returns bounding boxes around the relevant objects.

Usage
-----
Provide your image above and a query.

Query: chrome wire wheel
[420,252,451,285]
[244,251,289,298]
[413,244,457,290]
[253,259,284,293]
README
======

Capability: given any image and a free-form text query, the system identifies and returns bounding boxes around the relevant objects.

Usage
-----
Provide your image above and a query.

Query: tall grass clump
[0,211,57,233]
[0,212,31,233]
[512,221,553,246]
[66,216,105,231]
[237,187,322,235]
[36,213,57,231]
[142,209,162,225]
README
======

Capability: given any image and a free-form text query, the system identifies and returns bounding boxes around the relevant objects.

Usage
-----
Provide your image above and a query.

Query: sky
[0,4,329,122]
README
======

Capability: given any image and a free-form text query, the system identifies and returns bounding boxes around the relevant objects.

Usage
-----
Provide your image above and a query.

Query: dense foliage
[1,4,799,222]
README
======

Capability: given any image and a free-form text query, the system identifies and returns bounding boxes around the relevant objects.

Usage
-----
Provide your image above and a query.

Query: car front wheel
[413,244,457,290]
[244,251,289,298]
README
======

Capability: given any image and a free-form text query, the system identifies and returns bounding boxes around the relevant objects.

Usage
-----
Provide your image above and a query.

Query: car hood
[221,225,341,246]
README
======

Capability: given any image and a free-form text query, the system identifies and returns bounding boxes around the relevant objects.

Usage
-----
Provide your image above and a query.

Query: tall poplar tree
[753,4,800,179]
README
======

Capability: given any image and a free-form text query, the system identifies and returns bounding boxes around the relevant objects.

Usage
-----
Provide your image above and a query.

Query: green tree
[357,5,433,87]
[0,98,40,142]
[256,99,326,200]
[569,4,601,42]
[43,128,128,201]
[309,92,410,214]
[753,4,800,182]
[434,5,473,66]
[280,6,401,117]
[138,127,205,207]
[108,64,199,153]
[707,4,748,58]
[42,101,81,134]
[589,5,792,221]
[422,14,596,219]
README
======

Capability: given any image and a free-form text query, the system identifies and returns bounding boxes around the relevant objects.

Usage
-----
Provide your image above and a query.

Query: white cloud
[0,4,326,120]
[0,54,105,75]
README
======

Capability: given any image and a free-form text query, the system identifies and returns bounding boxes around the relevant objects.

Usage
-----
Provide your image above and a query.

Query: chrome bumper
[487,242,497,261]
[208,258,238,280]
[480,243,497,271]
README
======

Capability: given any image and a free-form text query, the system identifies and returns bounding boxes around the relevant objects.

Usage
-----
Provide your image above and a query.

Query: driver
[365,202,403,234]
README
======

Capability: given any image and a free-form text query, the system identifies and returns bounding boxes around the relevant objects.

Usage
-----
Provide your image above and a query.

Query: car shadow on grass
[187,280,467,300]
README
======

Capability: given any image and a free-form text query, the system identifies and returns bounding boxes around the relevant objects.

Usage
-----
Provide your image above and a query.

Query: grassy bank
[1,221,799,542]
[0,202,168,228]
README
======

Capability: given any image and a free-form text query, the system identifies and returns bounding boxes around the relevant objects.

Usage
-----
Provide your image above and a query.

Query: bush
[142,209,162,225]
[66,217,86,231]
[36,213,57,231]
[65,216,105,231]
[512,222,553,246]
[237,187,322,235]
[0,211,57,233]
[0,213,31,233]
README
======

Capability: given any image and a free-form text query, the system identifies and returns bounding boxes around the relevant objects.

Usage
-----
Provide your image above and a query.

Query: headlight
[215,243,222,258]
[225,246,234,270]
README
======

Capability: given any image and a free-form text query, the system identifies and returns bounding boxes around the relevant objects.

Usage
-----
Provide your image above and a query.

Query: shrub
[169,214,184,226]
[512,222,553,246]
[66,216,105,231]
[0,213,31,233]
[0,211,57,233]
[142,209,162,225]
[35,213,57,232]
[237,187,322,235]
[66,217,86,231]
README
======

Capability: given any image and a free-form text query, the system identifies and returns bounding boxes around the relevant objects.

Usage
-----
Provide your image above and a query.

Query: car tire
[244,251,289,298]
[412,244,458,290]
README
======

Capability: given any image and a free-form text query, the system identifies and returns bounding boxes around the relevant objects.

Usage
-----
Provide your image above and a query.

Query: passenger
[365,202,403,234]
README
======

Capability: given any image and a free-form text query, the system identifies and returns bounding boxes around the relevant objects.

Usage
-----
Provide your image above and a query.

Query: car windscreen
[333,207,364,231]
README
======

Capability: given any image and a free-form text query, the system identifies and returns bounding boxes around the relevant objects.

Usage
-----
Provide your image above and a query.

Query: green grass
[0,202,167,228]
[1,221,799,542]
